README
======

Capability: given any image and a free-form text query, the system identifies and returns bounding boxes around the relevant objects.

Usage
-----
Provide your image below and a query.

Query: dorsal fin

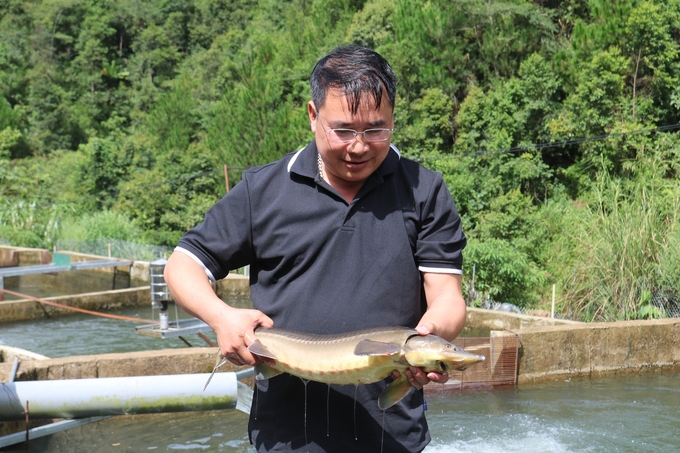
[354,339,401,356]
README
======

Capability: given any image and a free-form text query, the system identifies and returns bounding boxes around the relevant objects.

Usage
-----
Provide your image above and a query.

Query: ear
[308,101,318,132]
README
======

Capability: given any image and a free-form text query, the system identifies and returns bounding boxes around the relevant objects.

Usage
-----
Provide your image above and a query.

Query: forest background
[1,0,680,321]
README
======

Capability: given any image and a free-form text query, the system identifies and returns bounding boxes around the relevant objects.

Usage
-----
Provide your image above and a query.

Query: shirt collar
[288,140,401,181]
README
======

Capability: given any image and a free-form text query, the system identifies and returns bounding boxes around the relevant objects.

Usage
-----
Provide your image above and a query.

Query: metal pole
[25,401,30,447]
[551,284,556,318]
[470,264,477,303]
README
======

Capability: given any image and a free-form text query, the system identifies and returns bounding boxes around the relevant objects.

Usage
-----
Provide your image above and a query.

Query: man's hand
[392,323,449,389]
[212,306,274,366]
[164,251,274,366]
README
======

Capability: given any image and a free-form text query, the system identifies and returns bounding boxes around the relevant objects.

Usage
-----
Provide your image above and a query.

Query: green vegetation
[1,0,679,321]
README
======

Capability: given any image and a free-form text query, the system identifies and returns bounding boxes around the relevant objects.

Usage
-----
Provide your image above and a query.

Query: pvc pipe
[0,372,237,421]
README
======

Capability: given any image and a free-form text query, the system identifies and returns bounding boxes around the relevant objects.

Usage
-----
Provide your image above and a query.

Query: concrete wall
[213,275,250,298]
[0,243,250,324]
[516,318,680,383]
[0,274,251,323]
[0,345,48,362]
[0,245,251,284]
[464,309,680,382]
[0,287,151,323]
[0,348,230,382]
[2,315,678,386]
[0,245,148,281]
[0,245,50,266]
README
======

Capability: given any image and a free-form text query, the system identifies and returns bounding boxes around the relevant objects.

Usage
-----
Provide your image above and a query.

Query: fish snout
[440,350,485,372]
[404,335,485,372]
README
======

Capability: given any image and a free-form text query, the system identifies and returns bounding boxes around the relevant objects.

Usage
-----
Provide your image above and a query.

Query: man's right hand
[164,251,273,366]
[210,305,273,366]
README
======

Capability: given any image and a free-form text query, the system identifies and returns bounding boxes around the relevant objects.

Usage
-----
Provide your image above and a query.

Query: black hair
[310,44,397,114]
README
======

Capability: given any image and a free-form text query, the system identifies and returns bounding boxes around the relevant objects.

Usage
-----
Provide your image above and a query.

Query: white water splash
[167,443,211,450]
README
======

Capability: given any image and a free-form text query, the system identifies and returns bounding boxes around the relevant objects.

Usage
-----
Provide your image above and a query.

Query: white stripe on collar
[390,143,402,157]
[287,147,305,173]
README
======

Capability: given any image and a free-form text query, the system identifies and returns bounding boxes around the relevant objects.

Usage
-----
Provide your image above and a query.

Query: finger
[415,323,433,336]
[405,367,429,389]
[235,329,262,365]
[427,371,449,384]
[403,369,420,389]
[238,330,255,345]
[256,312,275,329]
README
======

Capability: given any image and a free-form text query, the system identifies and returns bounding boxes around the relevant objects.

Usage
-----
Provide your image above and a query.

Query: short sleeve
[414,173,466,274]
[175,176,254,281]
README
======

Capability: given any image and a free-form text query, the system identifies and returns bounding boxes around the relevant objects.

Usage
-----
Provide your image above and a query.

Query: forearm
[164,251,273,364]
[164,251,230,329]
[419,273,467,341]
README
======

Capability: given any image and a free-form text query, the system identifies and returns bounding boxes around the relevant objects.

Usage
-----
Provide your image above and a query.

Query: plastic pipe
[0,373,237,421]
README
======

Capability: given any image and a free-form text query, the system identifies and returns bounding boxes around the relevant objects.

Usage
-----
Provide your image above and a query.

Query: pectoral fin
[248,339,276,359]
[378,375,412,410]
[254,363,283,380]
[204,356,229,391]
[354,339,401,356]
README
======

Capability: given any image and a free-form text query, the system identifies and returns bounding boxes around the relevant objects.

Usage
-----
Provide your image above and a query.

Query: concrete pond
[1,245,679,449]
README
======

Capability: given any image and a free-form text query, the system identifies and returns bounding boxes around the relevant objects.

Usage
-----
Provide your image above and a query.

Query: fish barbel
[205,326,485,410]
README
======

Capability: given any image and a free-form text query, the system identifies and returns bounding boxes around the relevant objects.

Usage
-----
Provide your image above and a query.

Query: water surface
[9,374,679,452]
[2,300,677,452]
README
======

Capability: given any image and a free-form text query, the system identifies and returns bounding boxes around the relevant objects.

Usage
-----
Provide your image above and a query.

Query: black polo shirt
[176,140,466,452]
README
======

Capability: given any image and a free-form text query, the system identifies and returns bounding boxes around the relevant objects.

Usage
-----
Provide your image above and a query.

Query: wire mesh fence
[651,290,680,318]
[53,239,250,275]
[55,239,174,262]
[425,332,520,394]
[472,293,680,320]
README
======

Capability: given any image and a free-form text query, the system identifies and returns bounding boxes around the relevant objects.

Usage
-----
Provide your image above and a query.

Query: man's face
[308,88,394,190]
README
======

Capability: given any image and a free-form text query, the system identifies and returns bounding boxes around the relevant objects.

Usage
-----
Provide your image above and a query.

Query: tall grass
[0,199,67,248]
[558,160,680,321]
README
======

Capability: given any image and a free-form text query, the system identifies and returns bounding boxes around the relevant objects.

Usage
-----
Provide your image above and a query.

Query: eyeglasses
[318,116,393,143]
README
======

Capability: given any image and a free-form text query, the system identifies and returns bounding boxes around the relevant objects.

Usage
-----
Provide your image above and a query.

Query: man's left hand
[392,323,450,389]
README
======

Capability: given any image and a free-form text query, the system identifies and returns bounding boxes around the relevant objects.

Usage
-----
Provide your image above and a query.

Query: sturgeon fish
[205,326,485,410]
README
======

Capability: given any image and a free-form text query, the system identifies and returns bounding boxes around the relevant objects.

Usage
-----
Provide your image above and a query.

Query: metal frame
[0,259,133,293]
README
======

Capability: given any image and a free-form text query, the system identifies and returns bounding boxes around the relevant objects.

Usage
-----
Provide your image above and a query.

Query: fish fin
[203,356,229,391]
[354,339,401,356]
[378,375,412,410]
[248,339,277,359]
[254,363,283,380]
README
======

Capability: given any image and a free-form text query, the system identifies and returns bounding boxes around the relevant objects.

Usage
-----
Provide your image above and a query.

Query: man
[164,44,467,452]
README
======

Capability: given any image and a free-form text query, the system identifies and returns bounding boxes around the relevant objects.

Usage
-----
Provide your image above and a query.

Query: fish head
[403,334,485,372]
